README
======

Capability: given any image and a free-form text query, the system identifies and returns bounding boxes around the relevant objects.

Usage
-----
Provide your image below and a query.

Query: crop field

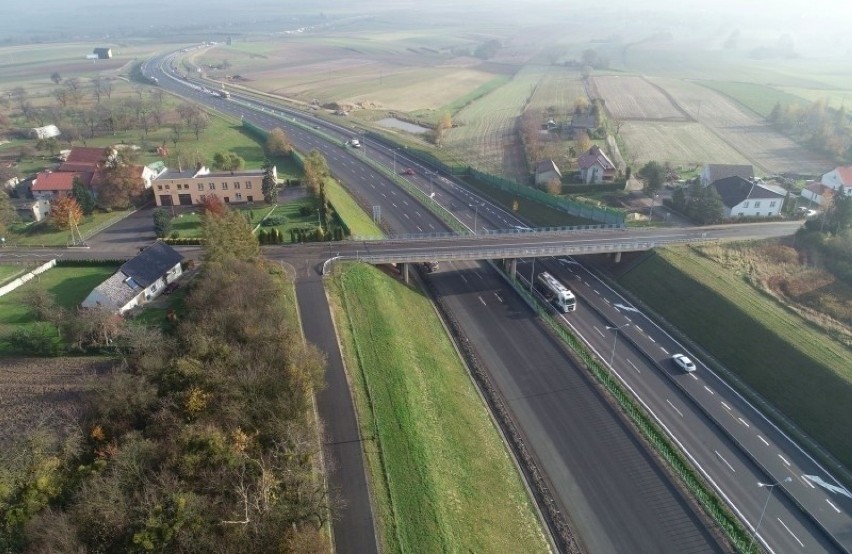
[328,263,548,554]
[621,121,750,167]
[591,75,688,121]
[443,65,547,181]
[696,81,807,118]
[0,357,112,451]
[616,246,852,468]
[652,78,833,175]
[525,67,586,118]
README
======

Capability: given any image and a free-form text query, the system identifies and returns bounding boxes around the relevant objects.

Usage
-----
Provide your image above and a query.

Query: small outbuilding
[92,48,112,59]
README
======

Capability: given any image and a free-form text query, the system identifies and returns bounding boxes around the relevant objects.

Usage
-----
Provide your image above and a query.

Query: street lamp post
[469,203,478,234]
[393,148,397,174]
[649,193,659,221]
[605,323,631,366]
[749,477,792,550]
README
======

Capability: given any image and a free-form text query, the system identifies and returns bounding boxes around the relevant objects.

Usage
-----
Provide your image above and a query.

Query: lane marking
[779,454,791,466]
[648,336,656,343]
[494,292,503,303]
[776,518,804,547]
[758,435,769,446]
[802,476,815,488]
[478,296,486,306]
[666,399,683,417]
[460,274,468,284]
[826,499,841,513]
[704,385,715,395]
[738,417,750,428]
[593,289,600,295]
[594,326,605,338]
[721,401,732,411]
[689,373,698,381]
[627,359,640,373]
[715,450,736,472]
[635,325,644,334]
[660,346,668,354]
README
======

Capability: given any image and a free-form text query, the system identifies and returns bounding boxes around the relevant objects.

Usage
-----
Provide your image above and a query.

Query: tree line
[1,211,330,552]
[769,98,852,163]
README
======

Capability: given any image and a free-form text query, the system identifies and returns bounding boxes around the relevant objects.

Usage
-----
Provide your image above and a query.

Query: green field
[328,263,548,554]
[7,209,132,247]
[615,247,852,468]
[696,81,807,118]
[0,265,118,355]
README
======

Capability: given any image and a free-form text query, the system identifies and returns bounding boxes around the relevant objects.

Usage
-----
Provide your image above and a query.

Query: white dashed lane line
[826,499,841,513]
[704,385,715,395]
[627,360,640,373]
[777,519,803,547]
[666,400,683,418]
[478,296,486,306]
[758,435,769,446]
[715,450,736,472]
[779,454,791,467]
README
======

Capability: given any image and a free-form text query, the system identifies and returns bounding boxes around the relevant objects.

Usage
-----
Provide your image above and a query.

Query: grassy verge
[327,263,549,554]
[614,246,852,469]
[0,265,118,356]
[324,177,384,237]
[7,210,132,247]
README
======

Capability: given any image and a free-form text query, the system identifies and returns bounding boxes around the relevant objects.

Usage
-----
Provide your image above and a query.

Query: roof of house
[535,159,561,177]
[703,164,754,184]
[805,181,834,196]
[161,167,266,180]
[88,272,142,312]
[32,171,78,191]
[711,176,785,208]
[66,147,108,165]
[823,166,852,186]
[121,242,184,289]
[29,125,61,139]
[59,162,98,173]
[578,146,615,171]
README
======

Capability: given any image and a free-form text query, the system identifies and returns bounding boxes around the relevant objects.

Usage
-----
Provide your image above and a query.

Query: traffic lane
[430,260,725,553]
[545,259,848,551]
[565,259,852,547]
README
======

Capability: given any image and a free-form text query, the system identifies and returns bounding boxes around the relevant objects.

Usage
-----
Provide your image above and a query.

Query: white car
[672,353,696,372]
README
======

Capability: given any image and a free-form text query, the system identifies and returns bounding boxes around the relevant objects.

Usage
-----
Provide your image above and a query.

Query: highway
[136,48,850,552]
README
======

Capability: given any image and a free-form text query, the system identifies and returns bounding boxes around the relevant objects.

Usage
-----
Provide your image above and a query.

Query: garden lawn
[328,263,548,554]
[7,210,132,247]
[0,265,118,355]
[616,247,852,468]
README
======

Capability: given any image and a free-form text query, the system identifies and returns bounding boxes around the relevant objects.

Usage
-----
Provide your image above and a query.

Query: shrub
[260,216,287,227]
[298,206,312,217]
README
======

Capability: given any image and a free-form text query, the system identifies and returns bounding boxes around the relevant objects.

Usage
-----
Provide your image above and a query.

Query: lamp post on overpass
[750,477,792,550]
[605,323,631,366]
[469,203,479,234]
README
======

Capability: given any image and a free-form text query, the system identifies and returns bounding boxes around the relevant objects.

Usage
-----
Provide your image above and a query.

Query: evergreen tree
[261,159,280,204]
[71,177,96,215]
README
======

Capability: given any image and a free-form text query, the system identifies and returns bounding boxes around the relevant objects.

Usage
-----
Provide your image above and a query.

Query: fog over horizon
[3,0,852,60]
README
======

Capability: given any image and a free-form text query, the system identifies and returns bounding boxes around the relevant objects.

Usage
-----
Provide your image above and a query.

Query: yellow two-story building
[153,165,277,207]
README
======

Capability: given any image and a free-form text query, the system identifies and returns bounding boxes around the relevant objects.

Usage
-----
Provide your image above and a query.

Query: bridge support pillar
[614,251,622,263]
[509,258,517,279]
[402,262,410,284]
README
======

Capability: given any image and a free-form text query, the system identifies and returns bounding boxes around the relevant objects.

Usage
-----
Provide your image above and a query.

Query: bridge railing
[350,223,627,242]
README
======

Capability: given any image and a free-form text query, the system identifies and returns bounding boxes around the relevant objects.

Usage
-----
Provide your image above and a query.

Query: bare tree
[64,78,83,106]
[11,87,28,112]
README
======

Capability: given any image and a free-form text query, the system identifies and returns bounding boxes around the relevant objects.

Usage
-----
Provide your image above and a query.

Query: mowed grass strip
[324,178,384,237]
[328,264,548,554]
[617,247,852,466]
[0,265,118,354]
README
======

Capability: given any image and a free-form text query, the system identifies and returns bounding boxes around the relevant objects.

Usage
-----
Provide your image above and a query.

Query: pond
[376,117,431,134]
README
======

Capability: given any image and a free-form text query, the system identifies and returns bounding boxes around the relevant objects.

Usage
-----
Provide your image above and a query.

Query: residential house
[711,176,785,218]
[153,165,276,207]
[578,145,616,184]
[15,198,51,222]
[700,164,754,187]
[820,166,852,197]
[534,159,562,187]
[31,170,79,199]
[800,180,835,206]
[82,242,183,314]
[93,47,112,59]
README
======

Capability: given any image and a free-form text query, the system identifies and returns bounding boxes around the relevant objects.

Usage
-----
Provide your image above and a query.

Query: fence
[0,259,56,297]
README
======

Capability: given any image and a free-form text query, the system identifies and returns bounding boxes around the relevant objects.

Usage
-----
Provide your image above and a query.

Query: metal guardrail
[350,223,625,242]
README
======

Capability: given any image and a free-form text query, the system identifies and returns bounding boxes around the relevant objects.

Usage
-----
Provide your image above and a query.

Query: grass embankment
[324,177,384,236]
[328,263,548,554]
[0,265,30,285]
[7,210,132,247]
[615,246,852,467]
[0,265,117,355]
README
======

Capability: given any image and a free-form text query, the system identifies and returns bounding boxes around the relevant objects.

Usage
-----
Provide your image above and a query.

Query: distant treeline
[769,99,852,163]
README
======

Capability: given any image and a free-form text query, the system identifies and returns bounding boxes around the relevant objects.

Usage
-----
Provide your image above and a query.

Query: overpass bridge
[315,221,801,278]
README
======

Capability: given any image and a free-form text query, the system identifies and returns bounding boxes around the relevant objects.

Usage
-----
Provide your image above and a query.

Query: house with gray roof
[710,176,785,218]
[534,159,562,187]
[700,164,754,187]
[82,242,184,314]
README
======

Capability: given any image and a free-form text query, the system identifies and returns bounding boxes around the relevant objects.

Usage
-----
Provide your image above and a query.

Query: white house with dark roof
[700,164,754,187]
[710,176,785,218]
[82,242,184,314]
[801,180,835,206]
[577,146,616,184]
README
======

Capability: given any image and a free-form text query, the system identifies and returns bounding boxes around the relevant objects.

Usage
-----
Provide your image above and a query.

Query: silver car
[672,353,696,372]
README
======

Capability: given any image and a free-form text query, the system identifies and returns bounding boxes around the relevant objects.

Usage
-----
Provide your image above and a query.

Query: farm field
[651,78,833,175]
[444,65,547,181]
[695,81,807,118]
[0,357,112,451]
[590,75,688,121]
[613,246,852,469]
[328,263,549,554]
[620,121,749,167]
[525,68,586,118]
